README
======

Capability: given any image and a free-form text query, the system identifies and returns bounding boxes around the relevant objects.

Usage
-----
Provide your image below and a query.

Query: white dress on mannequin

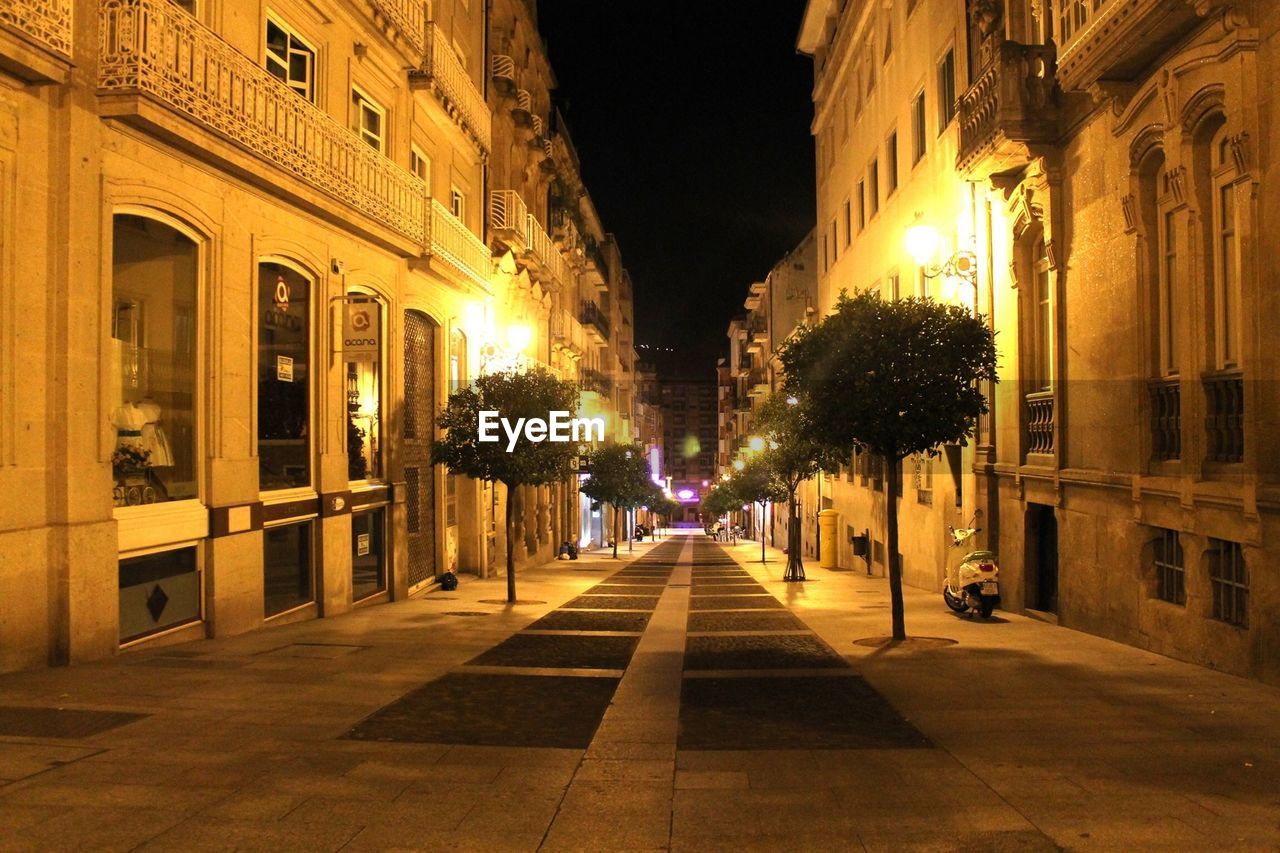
[136,399,174,467]
[110,402,147,452]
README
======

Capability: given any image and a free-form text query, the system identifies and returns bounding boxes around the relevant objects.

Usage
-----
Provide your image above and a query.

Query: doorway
[403,310,437,591]
[1026,503,1058,613]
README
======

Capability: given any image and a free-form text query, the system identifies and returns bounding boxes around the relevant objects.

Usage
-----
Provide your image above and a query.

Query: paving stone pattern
[563,594,661,611]
[525,609,651,632]
[689,595,785,610]
[683,634,850,671]
[686,610,809,632]
[466,633,639,670]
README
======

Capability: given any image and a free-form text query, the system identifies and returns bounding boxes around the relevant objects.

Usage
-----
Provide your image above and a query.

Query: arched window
[1136,146,1175,376]
[1191,112,1236,370]
[1031,233,1052,391]
[344,290,383,482]
[257,260,313,491]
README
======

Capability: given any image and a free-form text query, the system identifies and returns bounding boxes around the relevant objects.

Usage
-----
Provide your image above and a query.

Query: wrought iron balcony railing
[1024,390,1055,457]
[1204,370,1244,464]
[580,300,611,342]
[419,23,490,153]
[1148,377,1181,462]
[489,189,529,249]
[957,41,1058,179]
[1,0,71,61]
[430,199,491,288]
[580,368,613,396]
[99,0,426,245]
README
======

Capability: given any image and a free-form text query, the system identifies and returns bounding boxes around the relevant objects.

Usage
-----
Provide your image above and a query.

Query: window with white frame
[450,186,466,222]
[265,15,316,103]
[410,145,430,184]
[937,48,956,131]
[352,87,386,153]
[911,90,927,163]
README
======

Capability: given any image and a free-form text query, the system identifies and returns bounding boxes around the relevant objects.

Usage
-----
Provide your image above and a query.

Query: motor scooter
[943,523,1001,618]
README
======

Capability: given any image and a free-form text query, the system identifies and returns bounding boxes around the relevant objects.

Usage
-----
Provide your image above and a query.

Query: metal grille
[404,310,436,588]
[1153,528,1184,605]
[1208,539,1247,627]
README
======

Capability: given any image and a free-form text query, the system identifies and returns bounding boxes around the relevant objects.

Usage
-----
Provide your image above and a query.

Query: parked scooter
[943,522,1001,618]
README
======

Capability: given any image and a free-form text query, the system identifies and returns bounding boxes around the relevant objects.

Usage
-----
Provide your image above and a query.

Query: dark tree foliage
[581,443,654,558]
[432,368,579,602]
[780,290,998,639]
[753,393,846,582]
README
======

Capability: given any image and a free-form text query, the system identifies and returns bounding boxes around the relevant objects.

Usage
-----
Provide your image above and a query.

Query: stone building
[798,0,1278,683]
[0,0,636,673]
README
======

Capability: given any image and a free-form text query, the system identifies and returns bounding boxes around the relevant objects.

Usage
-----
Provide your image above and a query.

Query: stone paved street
[1,531,1278,851]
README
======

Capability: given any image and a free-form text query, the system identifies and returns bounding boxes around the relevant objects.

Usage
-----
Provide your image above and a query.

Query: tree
[580,443,653,558]
[432,368,579,602]
[699,482,738,529]
[780,290,998,640]
[728,458,787,564]
[754,393,846,582]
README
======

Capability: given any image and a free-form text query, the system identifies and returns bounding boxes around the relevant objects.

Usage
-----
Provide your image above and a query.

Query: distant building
[660,376,719,521]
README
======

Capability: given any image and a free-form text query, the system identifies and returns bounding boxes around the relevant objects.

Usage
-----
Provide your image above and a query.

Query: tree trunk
[628,508,634,552]
[612,504,620,559]
[885,453,906,641]
[784,489,804,582]
[760,503,767,563]
[505,482,517,603]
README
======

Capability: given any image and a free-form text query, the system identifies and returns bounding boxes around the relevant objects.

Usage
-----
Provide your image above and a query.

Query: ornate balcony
[550,307,581,358]
[0,0,72,80]
[527,214,569,287]
[957,41,1059,179]
[580,300,611,344]
[748,368,769,397]
[1024,390,1056,458]
[98,0,425,248]
[580,368,613,397]
[489,189,529,251]
[1053,0,1228,93]
[362,0,426,56]
[1203,371,1243,464]
[490,54,516,94]
[429,199,491,289]
[1148,377,1181,462]
[417,23,491,154]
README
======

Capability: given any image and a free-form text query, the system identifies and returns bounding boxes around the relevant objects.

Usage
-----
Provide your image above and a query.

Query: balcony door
[403,310,438,591]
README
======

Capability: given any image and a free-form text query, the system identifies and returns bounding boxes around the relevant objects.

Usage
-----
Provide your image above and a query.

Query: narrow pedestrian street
[1,531,1276,851]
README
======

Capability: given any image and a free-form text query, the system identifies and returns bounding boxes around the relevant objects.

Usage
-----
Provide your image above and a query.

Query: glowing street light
[904,222,942,267]
[732,459,745,472]
[748,436,765,452]
[506,323,533,353]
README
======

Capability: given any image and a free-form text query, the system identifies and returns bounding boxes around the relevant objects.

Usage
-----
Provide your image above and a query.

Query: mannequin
[110,402,148,452]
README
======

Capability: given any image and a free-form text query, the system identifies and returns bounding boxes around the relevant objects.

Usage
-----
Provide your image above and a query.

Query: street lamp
[732,459,745,472]
[748,436,765,452]
[904,222,976,288]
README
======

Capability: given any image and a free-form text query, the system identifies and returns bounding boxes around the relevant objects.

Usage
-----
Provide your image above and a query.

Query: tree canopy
[580,443,654,558]
[779,290,998,637]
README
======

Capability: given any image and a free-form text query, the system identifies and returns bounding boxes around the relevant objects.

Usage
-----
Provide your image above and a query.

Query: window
[119,548,200,643]
[856,180,866,230]
[110,215,199,506]
[1208,538,1247,627]
[410,145,430,183]
[1032,236,1052,390]
[869,159,879,217]
[912,91,927,163]
[830,220,838,264]
[1210,126,1239,368]
[352,87,385,153]
[263,521,313,617]
[843,199,852,246]
[883,4,894,60]
[265,16,316,102]
[913,454,932,504]
[450,186,466,222]
[887,271,900,300]
[1152,529,1185,605]
[258,262,312,490]
[937,49,956,130]
[345,294,382,481]
[820,234,828,272]
[1159,209,1178,375]
[886,130,899,195]
[351,509,386,601]
[1137,148,1169,377]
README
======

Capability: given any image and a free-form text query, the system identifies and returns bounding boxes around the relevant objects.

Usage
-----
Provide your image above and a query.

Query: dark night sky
[536,1,815,372]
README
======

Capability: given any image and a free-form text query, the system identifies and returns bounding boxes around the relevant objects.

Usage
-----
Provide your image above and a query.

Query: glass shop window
[258,262,312,491]
[351,509,386,601]
[119,547,200,643]
[110,215,198,506]
[263,521,314,617]
[345,295,382,481]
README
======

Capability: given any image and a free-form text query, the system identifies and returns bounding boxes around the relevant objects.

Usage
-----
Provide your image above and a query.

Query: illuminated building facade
[0,0,636,672]
[799,0,1279,682]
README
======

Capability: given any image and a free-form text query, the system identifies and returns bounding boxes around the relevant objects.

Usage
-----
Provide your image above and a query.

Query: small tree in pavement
[728,458,788,564]
[754,393,846,582]
[780,290,998,640]
[699,482,737,532]
[432,368,578,602]
[580,443,653,558]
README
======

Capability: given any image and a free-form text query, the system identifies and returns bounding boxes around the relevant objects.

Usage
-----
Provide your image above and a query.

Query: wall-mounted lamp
[904,223,977,287]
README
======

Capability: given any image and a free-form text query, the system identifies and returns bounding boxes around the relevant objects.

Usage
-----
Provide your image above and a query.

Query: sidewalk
[0,530,1276,851]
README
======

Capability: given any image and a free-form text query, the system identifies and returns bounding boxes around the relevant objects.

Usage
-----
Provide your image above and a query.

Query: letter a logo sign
[273,276,291,311]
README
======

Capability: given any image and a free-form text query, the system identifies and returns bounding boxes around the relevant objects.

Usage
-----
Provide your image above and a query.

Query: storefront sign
[356,532,370,557]
[344,302,380,361]
[276,355,293,382]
